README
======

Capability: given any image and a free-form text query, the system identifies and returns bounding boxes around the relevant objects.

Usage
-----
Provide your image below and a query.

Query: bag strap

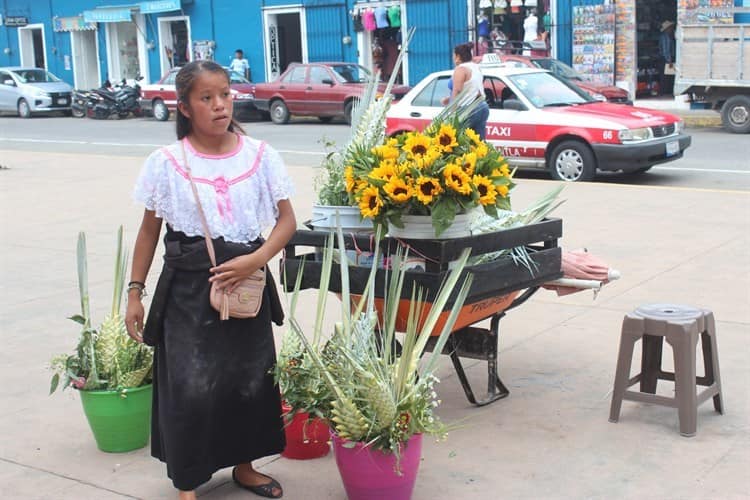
[181,139,219,269]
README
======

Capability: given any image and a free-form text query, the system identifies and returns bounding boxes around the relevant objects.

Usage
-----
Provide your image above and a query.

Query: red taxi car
[386,67,691,182]
[252,62,410,125]
[139,67,255,121]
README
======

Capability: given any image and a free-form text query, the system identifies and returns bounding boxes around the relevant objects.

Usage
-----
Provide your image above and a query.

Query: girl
[125,60,296,499]
[442,43,490,140]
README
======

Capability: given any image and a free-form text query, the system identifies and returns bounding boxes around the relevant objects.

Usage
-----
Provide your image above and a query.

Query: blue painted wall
[1,0,471,87]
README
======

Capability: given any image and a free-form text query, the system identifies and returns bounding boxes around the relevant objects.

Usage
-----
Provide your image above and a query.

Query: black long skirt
[151,265,285,491]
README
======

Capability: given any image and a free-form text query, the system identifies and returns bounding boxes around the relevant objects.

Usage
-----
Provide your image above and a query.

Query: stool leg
[609,331,639,423]
[640,334,663,394]
[702,312,724,414]
[668,323,698,437]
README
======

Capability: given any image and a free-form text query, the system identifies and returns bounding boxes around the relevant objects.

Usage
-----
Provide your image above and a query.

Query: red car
[139,67,255,121]
[252,62,411,125]
[485,54,631,104]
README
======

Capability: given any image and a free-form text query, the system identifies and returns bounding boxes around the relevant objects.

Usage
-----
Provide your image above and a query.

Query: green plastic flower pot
[79,384,152,453]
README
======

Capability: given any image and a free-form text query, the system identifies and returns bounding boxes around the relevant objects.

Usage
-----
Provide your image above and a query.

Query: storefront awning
[139,0,181,14]
[83,6,135,23]
[53,16,97,32]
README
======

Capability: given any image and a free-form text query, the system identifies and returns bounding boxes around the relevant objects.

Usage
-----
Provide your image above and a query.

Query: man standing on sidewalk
[658,20,675,96]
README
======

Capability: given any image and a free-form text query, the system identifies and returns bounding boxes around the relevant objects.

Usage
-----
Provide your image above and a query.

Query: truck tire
[721,95,750,134]
[548,140,597,182]
[270,100,290,124]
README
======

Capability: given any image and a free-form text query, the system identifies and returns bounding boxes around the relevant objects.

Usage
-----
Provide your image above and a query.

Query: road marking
[0,137,326,155]
[652,165,749,174]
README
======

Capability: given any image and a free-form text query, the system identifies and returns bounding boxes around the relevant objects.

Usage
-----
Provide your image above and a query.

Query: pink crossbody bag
[182,140,266,321]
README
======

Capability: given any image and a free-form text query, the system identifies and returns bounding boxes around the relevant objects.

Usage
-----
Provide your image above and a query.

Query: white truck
[675,24,750,134]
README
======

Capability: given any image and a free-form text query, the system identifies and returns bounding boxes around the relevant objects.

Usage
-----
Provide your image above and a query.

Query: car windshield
[13,69,61,83]
[331,64,371,83]
[532,59,582,80]
[508,72,594,108]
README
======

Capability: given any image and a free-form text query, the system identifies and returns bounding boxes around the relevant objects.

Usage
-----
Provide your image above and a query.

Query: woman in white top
[442,42,490,140]
[126,60,295,499]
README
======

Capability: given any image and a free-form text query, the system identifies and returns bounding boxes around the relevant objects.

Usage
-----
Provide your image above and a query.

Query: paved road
[0,115,747,191]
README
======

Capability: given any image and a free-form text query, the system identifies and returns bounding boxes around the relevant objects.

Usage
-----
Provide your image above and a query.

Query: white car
[386,67,691,182]
[0,67,73,117]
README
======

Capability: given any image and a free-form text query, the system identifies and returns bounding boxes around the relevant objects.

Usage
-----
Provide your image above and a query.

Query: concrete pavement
[0,148,748,499]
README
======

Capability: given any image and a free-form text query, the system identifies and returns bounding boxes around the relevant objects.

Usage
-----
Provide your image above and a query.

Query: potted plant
[49,226,153,453]
[345,104,516,239]
[280,228,473,499]
[311,30,415,234]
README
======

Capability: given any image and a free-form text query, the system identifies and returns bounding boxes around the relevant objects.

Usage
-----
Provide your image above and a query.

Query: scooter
[88,77,144,119]
[71,89,100,118]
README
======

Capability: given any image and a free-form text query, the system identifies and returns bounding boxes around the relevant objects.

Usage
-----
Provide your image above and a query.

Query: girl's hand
[125,298,145,343]
[209,253,264,293]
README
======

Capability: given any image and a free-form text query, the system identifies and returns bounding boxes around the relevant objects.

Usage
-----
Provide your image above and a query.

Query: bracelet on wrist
[127,282,147,299]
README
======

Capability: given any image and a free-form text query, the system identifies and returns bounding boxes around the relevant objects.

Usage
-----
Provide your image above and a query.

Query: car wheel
[344,101,353,125]
[17,99,31,118]
[270,100,290,124]
[153,99,170,121]
[549,140,596,182]
[721,95,750,134]
[318,116,334,123]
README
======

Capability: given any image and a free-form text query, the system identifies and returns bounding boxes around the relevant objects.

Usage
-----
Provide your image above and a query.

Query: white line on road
[0,137,325,155]
[651,165,749,174]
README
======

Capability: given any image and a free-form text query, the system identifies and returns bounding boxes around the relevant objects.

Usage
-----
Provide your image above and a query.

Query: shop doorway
[635,0,677,98]
[354,2,408,84]
[158,17,191,75]
[105,15,148,83]
[71,30,100,89]
[18,24,46,69]
[264,9,306,81]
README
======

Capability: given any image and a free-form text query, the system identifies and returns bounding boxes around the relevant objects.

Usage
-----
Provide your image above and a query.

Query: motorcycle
[71,89,101,118]
[87,77,144,119]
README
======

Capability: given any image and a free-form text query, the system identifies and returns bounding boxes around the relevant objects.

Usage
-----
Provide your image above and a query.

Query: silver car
[0,67,73,117]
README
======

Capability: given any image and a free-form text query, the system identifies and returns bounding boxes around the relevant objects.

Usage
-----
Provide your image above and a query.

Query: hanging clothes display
[352,8,364,32]
[374,6,390,28]
[363,8,377,31]
[387,5,401,28]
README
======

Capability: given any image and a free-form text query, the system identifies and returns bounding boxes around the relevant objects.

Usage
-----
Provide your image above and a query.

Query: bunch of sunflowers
[345,117,516,237]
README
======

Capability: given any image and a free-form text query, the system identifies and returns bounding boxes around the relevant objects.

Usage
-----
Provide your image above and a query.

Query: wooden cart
[281,218,563,406]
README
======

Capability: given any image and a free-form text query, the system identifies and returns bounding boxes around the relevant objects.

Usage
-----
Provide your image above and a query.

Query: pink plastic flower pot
[331,433,423,500]
[281,403,330,459]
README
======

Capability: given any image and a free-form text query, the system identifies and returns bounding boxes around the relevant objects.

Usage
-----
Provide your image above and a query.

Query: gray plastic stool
[609,304,724,437]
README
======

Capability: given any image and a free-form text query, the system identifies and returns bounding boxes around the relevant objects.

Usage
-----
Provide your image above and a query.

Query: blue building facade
[0,0,469,88]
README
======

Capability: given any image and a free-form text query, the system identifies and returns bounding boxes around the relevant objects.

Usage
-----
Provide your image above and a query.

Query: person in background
[126,60,296,500]
[658,20,676,96]
[230,49,250,80]
[441,42,490,140]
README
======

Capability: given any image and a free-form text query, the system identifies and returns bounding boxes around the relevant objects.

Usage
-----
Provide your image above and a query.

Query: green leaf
[430,198,457,237]
[342,441,357,449]
[68,314,87,325]
[49,373,59,395]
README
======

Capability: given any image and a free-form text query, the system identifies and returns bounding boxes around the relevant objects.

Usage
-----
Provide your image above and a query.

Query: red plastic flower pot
[281,402,330,459]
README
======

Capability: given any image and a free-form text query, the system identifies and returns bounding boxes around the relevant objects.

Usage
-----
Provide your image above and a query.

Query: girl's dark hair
[454,42,474,63]
[175,60,245,139]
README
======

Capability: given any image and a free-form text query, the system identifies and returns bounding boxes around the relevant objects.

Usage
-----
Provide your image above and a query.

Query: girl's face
[178,71,234,137]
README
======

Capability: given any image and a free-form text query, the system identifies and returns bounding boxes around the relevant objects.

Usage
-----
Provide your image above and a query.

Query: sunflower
[344,166,356,193]
[403,133,431,158]
[459,152,478,176]
[415,146,442,169]
[414,176,443,205]
[358,185,384,218]
[383,177,413,203]
[369,159,398,182]
[372,143,400,161]
[464,128,482,146]
[473,175,497,205]
[444,164,472,195]
[496,184,510,198]
[491,163,511,178]
[435,124,458,153]
[474,142,489,159]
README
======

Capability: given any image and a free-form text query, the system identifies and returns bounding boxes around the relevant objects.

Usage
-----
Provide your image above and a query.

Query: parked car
[252,62,411,125]
[481,54,631,104]
[0,67,73,117]
[386,67,691,182]
[139,67,255,121]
